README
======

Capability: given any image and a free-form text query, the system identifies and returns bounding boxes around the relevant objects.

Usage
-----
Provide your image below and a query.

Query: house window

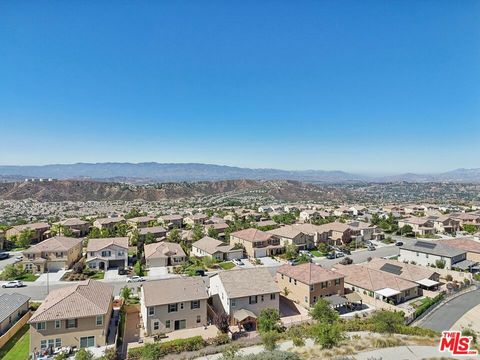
[281,274,284,279]
[40,340,47,349]
[118,251,124,256]
[96,315,103,326]
[168,303,178,313]
[166,320,171,328]
[310,285,314,291]
[37,322,46,330]
[294,279,297,285]
[153,321,159,330]
[196,315,201,323]
[148,307,155,316]
[55,320,61,329]
[249,296,257,304]
[289,277,292,283]
[101,250,111,257]
[405,289,410,297]
[191,300,200,309]
[305,296,308,303]
[231,299,236,307]
[335,279,341,286]
[66,319,77,329]
[261,295,264,302]
[55,338,61,348]
[270,293,276,300]
[80,336,95,348]
[313,296,317,303]
[180,302,184,310]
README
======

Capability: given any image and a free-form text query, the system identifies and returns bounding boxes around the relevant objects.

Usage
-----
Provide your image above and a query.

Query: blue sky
[0,1,479,174]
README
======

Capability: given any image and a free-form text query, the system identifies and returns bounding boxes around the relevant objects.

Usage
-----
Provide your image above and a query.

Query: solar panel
[415,241,436,249]
[379,263,403,275]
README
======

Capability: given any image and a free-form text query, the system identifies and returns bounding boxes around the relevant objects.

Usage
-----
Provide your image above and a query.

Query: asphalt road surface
[420,287,480,332]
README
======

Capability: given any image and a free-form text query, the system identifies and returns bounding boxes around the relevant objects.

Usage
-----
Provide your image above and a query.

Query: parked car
[195,269,206,277]
[335,252,345,258]
[2,280,24,288]
[340,248,351,255]
[395,241,404,246]
[0,253,9,260]
[118,268,127,275]
[368,246,376,251]
[288,259,299,266]
[299,250,313,257]
[232,259,244,266]
[326,253,335,259]
[14,255,23,262]
[127,276,145,283]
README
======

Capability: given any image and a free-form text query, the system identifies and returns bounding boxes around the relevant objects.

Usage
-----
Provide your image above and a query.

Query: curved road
[420,287,480,332]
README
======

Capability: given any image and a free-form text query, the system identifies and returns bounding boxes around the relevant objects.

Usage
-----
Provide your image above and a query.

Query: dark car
[0,253,9,260]
[395,241,404,246]
[341,249,351,255]
[326,253,335,259]
[118,268,127,275]
[335,252,345,258]
[195,269,206,277]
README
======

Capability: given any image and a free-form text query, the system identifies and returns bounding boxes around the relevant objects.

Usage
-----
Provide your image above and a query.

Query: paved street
[420,287,480,332]
[0,251,21,271]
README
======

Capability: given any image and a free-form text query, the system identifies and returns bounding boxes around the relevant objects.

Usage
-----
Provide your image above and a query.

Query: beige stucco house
[229,228,283,258]
[54,218,90,237]
[86,237,129,270]
[6,222,50,243]
[276,263,344,308]
[21,236,83,274]
[144,241,187,267]
[28,280,113,356]
[140,277,208,335]
[191,236,243,261]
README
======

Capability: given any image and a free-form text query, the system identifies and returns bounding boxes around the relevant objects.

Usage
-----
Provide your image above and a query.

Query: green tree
[167,228,182,243]
[399,225,413,236]
[261,331,279,351]
[192,224,205,242]
[133,261,144,276]
[370,311,404,333]
[258,308,282,334]
[284,243,298,260]
[75,349,94,360]
[18,228,34,248]
[463,224,477,234]
[0,264,22,280]
[115,223,129,237]
[309,298,338,324]
[120,286,132,301]
[207,227,219,239]
[435,259,446,269]
[129,229,139,247]
[144,232,156,245]
[310,322,343,349]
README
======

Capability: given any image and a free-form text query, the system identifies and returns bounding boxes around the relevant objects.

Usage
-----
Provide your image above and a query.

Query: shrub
[445,274,453,282]
[310,322,344,349]
[309,298,339,324]
[127,336,205,359]
[75,349,93,360]
[73,260,85,274]
[261,331,279,351]
[214,312,230,334]
[370,311,405,333]
[211,333,231,346]
[414,293,444,318]
[258,309,282,334]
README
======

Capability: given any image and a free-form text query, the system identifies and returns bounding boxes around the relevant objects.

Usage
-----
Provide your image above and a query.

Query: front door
[174,320,186,330]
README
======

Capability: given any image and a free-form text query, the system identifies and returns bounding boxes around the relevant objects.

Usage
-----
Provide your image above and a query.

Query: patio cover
[325,294,348,307]
[345,292,362,303]
[376,287,401,298]
[453,259,477,271]
[233,309,257,322]
[415,278,440,288]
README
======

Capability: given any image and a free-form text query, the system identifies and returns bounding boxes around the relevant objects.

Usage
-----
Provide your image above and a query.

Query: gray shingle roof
[0,293,30,323]
[400,240,466,258]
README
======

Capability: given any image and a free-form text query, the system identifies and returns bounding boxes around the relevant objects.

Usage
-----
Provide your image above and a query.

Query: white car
[14,255,23,263]
[2,280,24,288]
[127,276,145,283]
[232,259,244,266]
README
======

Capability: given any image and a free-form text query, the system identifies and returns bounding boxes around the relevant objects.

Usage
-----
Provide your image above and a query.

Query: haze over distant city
[1,1,479,173]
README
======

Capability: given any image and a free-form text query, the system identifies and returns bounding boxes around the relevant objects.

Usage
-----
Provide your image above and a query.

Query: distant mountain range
[0,163,479,183]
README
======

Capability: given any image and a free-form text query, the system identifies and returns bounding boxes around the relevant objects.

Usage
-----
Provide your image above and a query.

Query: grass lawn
[218,262,235,270]
[90,271,105,280]
[310,250,324,257]
[15,273,38,282]
[0,325,29,360]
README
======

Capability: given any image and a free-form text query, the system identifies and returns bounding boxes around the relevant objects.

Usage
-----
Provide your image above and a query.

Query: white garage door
[47,262,65,271]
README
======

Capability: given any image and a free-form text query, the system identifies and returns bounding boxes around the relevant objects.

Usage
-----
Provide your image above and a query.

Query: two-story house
[86,237,129,270]
[191,236,244,261]
[209,268,280,330]
[54,218,90,237]
[144,241,187,267]
[229,228,283,258]
[21,236,83,273]
[126,216,156,229]
[141,277,208,335]
[0,293,30,336]
[276,263,344,308]
[6,222,50,243]
[158,214,184,229]
[267,226,314,250]
[137,226,167,243]
[92,217,125,231]
[184,213,209,227]
[28,280,113,356]
[397,217,435,236]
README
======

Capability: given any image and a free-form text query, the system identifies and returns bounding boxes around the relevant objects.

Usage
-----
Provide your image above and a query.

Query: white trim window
[36,322,46,331]
[148,307,155,316]
[96,315,103,326]
[80,336,95,348]
[55,320,61,329]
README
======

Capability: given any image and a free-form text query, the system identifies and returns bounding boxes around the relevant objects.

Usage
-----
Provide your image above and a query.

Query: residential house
[291,224,331,247]
[158,214,184,229]
[333,264,420,304]
[451,213,480,231]
[191,236,243,261]
[204,222,229,239]
[144,242,187,267]
[22,236,83,273]
[137,226,167,243]
[140,277,208,335]
[28,280,113,355]
[92,217,125,231]
[209,268,279,330]
[267,226,314,250]
[397,217,435,236]
[276,263,344,308]
[0,293,30,336]
[127,216,156,229]
[184,214,208,226]
[363,258,440,290]
[299,210,327,223]
[86,237,129,270]
[54,218,90,237]
[431,216,461,234]
[346,221,381,241]
[440,238,480,263]
[399,240,468,270]
[6,222,50,243]
[230,228,283,258]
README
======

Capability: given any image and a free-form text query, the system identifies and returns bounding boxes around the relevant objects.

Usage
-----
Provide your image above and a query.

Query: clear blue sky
[1,1,479,174]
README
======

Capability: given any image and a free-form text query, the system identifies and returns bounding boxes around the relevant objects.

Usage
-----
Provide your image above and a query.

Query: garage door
[47,262,65,271]
[109,259,125,269]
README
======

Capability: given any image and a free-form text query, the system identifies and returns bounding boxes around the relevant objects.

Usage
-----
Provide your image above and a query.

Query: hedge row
[414,293,445,318]
[127,335,208,359]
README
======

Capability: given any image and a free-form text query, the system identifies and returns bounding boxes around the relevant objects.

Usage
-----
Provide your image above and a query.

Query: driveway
[104,268,126,281]
[148,266,168,277]
[421,287,480,332]
[257,257,282,267]
[35,270,66,283]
